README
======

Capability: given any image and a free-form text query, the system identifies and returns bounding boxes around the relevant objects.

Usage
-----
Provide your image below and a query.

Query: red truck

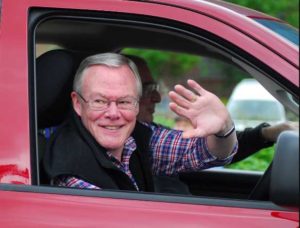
[0,0,298,227]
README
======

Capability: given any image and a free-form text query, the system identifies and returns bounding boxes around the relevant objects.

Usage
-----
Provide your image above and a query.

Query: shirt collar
[106,136,137,162]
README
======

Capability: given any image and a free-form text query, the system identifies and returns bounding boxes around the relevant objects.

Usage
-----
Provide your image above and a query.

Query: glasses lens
[88,97,138,110]
[90,98,109,110]
[117,98,138,110]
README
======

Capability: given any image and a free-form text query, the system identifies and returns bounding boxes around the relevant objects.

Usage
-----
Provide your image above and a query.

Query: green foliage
[195,57,250,88]
[122,49,200,80]
[123,1,299,84]
[226,146,275,171]
[226,0,299,28]
[153,114,176,128]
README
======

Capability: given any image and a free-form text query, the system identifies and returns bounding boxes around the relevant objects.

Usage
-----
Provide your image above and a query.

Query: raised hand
[169,79,232,138]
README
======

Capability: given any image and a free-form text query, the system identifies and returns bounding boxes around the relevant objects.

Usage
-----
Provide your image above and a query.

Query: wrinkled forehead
[82,64,138,93]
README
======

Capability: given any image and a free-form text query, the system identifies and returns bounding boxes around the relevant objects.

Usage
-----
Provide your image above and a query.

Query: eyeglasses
[76,92,139,111]
[142,82,159,97]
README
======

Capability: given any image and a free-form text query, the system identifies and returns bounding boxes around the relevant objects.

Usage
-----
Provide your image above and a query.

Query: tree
[123,1,299,92]
[226,0,299,27]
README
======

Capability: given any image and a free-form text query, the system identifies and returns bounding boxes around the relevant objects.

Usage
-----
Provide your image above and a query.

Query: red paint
[0,190,298,227]
[0,165,29,184]
[0,0,298,226]
[271,211,299,222]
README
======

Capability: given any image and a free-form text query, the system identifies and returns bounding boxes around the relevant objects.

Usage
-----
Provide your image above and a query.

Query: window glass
[229,100,284,121]
[121,47,299,172]
[255,19,299,46]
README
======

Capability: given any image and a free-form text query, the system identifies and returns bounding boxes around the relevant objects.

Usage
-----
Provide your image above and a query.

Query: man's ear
[71,91,82,116]
[135,105,139,116]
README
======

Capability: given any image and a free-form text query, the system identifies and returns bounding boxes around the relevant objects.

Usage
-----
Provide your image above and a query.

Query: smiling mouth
[103,126,122,130]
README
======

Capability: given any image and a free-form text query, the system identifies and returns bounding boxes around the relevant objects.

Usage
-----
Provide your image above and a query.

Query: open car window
[120,48,299,174]
[30,7,298,211]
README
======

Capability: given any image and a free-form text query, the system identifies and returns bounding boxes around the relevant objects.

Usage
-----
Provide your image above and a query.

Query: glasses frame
[76,92,139,111]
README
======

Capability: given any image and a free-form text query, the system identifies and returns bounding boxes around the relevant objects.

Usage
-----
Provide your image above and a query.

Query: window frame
[28,7,297,210]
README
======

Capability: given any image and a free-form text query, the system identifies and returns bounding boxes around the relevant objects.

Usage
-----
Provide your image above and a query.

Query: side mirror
[270,131,299,209]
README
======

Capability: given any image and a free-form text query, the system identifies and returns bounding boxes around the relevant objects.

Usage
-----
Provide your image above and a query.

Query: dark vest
[43,111,155,192]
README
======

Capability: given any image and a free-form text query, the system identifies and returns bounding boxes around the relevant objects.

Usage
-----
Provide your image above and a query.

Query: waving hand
[169,79,232,138]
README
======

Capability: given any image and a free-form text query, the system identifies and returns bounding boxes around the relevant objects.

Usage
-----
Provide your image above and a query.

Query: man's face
[137,63,161,123]
[72,64,139,155]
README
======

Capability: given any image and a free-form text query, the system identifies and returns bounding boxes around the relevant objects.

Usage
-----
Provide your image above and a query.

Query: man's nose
[104,102,121,119]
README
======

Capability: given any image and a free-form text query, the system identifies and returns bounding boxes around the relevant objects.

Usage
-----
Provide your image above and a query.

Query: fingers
[168,81,201,110]
[169,91,191,109]
[174,84,198,102]
[169,102,188,117]
[168,79,205,120]
[187,79,206,96]
[169,79,228,139]
[169,80,206,104]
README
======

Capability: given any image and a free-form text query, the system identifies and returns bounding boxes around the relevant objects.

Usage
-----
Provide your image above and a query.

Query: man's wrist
[214,123,235,138]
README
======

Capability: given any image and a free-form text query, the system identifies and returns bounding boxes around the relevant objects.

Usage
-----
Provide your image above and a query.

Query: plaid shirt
[56,123,237,190]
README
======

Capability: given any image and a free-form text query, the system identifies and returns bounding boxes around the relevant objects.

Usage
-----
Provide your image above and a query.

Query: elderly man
[43,53,237,191]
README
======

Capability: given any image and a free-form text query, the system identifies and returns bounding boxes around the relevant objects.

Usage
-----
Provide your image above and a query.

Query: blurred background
[122,0,299,172]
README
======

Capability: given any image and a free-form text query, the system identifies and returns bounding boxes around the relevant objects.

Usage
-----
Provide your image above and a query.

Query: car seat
[36,49,85,183]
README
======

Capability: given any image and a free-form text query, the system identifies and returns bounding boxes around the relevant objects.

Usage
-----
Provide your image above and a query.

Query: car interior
[31,8,299,208]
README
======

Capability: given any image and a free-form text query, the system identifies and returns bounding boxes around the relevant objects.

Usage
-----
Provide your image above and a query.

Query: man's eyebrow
[90,92,136,100]
[89,92,106,98]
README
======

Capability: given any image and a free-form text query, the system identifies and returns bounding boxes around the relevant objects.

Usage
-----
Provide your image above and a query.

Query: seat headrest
[36,50,83,128]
